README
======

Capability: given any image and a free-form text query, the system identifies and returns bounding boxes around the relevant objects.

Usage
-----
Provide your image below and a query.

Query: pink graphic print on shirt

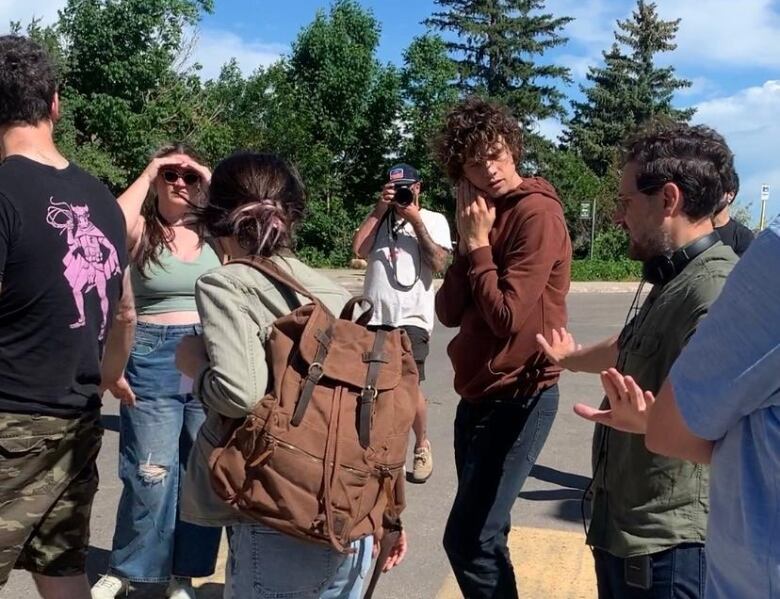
[46,198,121,340]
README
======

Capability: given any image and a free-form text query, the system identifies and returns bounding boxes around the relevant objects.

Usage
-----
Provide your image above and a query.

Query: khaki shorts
[0,410,102,586]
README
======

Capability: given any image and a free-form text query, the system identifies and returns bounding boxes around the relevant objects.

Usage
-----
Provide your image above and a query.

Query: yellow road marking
[193,526,596,598]
[436,526,597,599]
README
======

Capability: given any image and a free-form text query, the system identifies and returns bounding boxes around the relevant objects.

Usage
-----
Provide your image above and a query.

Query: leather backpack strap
[228,256,331,314]
[339,296,374,326]
[358,330,389,449]
[291,328,332,426]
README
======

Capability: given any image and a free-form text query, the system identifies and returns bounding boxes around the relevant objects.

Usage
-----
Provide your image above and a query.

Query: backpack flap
[297,314,403,392]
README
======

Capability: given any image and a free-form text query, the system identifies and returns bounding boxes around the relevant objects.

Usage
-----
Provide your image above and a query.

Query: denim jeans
[594,544,706,599]
[224,524,373,599]
[108,322,221,582]
[443,385,559,599]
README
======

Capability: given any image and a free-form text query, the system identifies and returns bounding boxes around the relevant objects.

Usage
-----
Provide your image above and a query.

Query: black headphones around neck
[642,231,721,286]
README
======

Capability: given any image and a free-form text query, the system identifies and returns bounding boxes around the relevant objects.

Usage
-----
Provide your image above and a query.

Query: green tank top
[131,243,221,315]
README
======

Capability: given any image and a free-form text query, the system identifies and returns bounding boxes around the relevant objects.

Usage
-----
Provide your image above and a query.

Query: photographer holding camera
[352,163,451,483]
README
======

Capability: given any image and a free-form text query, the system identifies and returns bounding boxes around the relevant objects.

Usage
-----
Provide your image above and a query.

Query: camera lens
[394,185,413,206]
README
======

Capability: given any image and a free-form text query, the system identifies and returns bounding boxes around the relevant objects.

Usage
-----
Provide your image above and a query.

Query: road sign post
[759,184,770,230]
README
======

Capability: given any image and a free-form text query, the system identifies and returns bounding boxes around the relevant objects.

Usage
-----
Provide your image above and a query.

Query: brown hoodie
[435,177,572,400]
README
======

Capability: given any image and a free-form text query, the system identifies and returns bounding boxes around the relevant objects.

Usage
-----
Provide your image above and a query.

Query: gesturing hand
[573,368,656,434]
[536,327,581,369]
[456,180,495,252]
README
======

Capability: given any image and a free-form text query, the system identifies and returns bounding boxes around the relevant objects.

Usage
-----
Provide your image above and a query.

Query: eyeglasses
[161,170,199,186]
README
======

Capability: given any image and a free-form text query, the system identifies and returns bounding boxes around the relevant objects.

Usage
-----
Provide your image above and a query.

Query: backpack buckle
[361,385,378,403]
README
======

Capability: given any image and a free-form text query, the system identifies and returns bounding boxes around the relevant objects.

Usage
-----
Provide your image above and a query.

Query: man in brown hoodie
[434,98,572,598]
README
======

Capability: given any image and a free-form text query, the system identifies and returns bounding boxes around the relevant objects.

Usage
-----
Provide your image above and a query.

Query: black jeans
[594,544,706,599]
[443,385,559,599]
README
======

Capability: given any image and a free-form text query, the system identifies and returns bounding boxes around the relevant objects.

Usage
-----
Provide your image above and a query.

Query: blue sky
[3,0,779,223]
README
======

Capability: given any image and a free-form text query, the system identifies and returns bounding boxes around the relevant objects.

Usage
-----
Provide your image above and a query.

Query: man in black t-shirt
[0,36,134,599]
[713,170,754,256]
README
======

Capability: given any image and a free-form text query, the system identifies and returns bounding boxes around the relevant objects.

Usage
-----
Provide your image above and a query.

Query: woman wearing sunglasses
[93,144,222,599]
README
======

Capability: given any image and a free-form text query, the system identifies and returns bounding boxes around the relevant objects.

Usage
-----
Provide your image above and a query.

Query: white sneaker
[167,577,197,599]
[91,574,129,598]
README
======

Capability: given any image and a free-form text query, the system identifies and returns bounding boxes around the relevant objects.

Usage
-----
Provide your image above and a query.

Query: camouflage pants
[0,410,102,587]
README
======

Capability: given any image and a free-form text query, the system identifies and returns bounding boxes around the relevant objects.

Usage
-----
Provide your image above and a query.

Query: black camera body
[393,184,414,207]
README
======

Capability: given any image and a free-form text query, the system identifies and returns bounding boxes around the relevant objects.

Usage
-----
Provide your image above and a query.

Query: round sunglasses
[161,169,200,186]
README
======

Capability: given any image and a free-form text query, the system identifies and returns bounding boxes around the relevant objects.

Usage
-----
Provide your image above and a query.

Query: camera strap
[382,207,421,291]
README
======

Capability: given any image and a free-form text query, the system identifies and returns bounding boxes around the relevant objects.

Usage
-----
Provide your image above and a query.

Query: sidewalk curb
[315,268,641,294]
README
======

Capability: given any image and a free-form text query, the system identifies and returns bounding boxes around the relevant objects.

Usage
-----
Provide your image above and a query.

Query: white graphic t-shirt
[363,208,451,334]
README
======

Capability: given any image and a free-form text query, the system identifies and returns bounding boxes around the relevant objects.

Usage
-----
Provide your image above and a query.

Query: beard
[628,228,674,262]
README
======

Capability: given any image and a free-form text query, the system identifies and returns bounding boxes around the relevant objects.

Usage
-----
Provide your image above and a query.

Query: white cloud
[557,53,599,80]
[189,29,286,80]
[0,0,64,31]
[694,81,780,223]
[656,0,780,68]
[533,117,565,143]
[676,76,721,98]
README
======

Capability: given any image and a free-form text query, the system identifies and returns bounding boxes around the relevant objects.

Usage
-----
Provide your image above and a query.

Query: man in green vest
[538,121,738,597]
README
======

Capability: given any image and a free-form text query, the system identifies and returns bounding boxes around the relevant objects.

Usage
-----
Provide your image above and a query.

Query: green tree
[564,0,693,176]
[262,0,403,264]
[55,0,215,186]
[425,0,572,128]
[399,34,459,215]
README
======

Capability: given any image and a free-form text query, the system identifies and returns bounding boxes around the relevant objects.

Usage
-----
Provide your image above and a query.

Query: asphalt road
[1,292,634,599]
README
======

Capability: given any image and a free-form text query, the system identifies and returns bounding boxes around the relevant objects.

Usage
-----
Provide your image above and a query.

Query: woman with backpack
[175,151,408,599]
[92,144,223,599]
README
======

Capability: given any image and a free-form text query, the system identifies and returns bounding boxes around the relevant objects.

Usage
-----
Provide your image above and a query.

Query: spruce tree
[564,0,693,176]
[425,0,572,129]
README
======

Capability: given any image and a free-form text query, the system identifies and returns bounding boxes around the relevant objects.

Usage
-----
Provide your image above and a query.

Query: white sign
[761,184,770,201]
[580,202,591,219]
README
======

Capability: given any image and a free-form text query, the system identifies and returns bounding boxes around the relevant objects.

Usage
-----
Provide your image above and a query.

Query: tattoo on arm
[413,221,449,273]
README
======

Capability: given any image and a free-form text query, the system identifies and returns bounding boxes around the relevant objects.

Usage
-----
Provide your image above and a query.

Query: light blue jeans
[109,322,221,582]
[224,524,373,599]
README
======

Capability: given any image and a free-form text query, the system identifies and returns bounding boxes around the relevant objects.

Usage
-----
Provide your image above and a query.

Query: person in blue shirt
[578,217,780,598]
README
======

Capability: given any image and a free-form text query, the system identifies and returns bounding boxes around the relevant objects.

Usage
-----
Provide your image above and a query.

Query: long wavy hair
[132,142,207,276]
[197,152,306,257]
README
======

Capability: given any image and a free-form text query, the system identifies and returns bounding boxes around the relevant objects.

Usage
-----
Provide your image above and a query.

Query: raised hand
[536,327,581,368]
[456,180,495,251]
[573,368,656,433]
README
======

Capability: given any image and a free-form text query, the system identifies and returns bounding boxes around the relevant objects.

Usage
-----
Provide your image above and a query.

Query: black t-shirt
[0,155,127,415]
[716,218,755,257]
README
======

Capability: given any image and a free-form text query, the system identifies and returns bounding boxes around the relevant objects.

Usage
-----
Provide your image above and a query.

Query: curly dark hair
[198,152,306,257]
[621,120,735,220]
[433,97,523,182]
[0,35,57,127]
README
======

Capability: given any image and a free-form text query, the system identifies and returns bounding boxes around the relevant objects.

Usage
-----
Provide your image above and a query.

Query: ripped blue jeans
[108,322,221,583]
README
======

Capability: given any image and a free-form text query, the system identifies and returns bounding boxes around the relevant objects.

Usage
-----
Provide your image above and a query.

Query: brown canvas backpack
[208,257,418,552]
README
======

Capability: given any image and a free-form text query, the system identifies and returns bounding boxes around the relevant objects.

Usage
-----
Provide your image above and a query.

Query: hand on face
[456,179,495,252]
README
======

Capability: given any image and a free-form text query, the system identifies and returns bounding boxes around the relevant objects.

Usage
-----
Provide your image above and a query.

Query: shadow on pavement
[528,464,590,490]
[517,465,591,525]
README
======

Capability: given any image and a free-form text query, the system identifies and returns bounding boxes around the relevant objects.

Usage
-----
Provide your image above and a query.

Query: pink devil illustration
[46,198,121,340]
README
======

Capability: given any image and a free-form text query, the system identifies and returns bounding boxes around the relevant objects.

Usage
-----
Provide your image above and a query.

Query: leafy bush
[592,226,630,261]
[295,197,362,267]
[571,259,641,281]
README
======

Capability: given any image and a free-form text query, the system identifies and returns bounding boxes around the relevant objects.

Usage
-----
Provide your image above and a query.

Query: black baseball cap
[388,163,420,184]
